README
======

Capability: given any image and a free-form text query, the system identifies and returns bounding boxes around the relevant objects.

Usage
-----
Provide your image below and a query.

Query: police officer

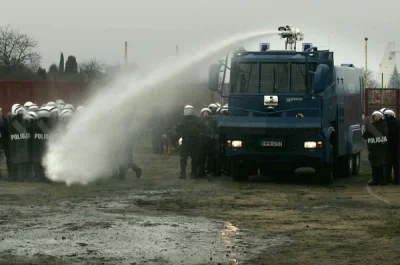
[363,111,389,185]
[380,108,398,184]
[31,107,52,182]
[176,105,200,179]
[7,105,32,181]
[115,136,142,180]
[197,108,212,177]
[76,106,84,114]
[0,108,4,180]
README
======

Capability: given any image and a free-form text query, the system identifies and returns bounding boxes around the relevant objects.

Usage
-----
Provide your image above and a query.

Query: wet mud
[0,151,400,264]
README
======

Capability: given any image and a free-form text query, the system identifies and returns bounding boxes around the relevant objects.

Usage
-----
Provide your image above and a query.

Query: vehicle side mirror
[312,64,329,93]
[208,63,221,91]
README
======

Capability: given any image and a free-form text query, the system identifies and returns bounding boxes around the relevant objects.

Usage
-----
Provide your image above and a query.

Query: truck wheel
[352,153,361,175]
[231,159,249,182]
[315,144,334,185]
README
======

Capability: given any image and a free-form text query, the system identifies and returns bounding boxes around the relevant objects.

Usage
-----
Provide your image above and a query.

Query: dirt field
[0,143,400,265]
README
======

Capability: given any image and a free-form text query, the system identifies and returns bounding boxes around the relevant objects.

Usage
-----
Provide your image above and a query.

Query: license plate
[261,141,283,147]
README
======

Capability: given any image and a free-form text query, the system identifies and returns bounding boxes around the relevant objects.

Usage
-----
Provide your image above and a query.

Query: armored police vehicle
[208,26,365,184]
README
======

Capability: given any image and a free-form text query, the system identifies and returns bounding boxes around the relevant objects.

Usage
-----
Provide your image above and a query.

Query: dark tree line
[0,25,106,82]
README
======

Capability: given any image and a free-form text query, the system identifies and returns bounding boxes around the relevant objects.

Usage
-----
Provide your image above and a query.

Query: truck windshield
[230,62,317,94]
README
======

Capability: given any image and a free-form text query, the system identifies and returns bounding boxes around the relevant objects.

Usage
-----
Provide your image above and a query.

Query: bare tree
[79,58,104,81]
[0,25,41,73]
[362,68,380,88]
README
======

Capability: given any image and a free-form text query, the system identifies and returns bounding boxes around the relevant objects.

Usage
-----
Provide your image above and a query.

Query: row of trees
[37,54,105,82]
[0,25,125,82]
[1,25,400,87]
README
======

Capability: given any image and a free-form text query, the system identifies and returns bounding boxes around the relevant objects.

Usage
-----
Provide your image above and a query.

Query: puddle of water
[0,199,291,264]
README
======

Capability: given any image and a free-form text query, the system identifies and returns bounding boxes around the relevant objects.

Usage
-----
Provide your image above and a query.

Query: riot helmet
[47,101,57,108]
[220,107,228,115]
[380,108,396,119]
[184,105,195,116]
[215,102,222,108]
[371,110,384,122]
[24,101,34,109]
[28,111,38,119]
[63,104,75,111]
[28,105,40,113]
[37,108,51,119]
[56,99,65,107]
[200,107,211,117]
[208,103,218,114]
[11,104,22,115]
[76,106,84,113]
[60,110,73,124]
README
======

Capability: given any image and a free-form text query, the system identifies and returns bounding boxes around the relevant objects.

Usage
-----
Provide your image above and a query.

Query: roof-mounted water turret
[278,25,304,51]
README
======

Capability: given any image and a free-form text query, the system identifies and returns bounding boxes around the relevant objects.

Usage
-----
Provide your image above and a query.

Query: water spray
[43,29,278,185]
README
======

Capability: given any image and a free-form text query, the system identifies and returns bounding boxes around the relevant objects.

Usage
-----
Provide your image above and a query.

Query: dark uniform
[363,114,389,185]
[176,113,200,179]
[198,112,216,177]
[385,115,398,183]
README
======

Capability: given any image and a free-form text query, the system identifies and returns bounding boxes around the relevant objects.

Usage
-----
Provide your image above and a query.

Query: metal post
[382,72,384,89]
[365,37,368,88]
[124,42,128,71]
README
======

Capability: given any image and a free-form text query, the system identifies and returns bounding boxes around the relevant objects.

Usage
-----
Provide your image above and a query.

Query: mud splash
[0,199,291,264]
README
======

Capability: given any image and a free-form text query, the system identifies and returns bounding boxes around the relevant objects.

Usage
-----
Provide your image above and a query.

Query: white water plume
[43,29,278,185]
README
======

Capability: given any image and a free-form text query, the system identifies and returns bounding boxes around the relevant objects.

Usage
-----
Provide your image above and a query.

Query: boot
[180,158,187,179]
[368,166,379,186]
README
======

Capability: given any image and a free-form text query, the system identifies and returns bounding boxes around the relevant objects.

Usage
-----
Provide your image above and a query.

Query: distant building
[378,42,397,88]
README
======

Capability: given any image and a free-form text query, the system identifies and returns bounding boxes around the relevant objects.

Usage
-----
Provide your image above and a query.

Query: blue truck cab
[208,28,365,184]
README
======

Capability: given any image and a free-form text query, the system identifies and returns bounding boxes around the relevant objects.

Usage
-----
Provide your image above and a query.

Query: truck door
[336,77,346,156]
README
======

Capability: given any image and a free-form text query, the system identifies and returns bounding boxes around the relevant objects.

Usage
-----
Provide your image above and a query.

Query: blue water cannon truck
[208,26,365,184]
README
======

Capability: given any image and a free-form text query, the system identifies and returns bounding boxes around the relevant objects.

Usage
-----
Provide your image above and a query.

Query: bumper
[225,146,326,168]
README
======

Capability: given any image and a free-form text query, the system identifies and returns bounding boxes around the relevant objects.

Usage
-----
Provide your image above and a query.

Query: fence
[365,88,400,117]
[0,80,89,113]
[0,81,219,114]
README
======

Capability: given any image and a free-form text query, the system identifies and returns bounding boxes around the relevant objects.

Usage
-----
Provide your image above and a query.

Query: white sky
[1,0,397,75]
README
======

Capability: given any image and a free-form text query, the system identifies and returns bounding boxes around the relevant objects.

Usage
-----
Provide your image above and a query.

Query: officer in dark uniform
[380,108,398,184]
[197,107,212,177]
[363,111,389,185]
[176,105,200,179]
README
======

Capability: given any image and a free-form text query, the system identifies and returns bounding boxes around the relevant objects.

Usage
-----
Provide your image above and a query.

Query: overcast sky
[1,0,398,76]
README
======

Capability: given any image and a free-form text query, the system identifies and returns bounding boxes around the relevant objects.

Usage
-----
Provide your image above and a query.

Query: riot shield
[7,113,32,181]
[31,110,52,181]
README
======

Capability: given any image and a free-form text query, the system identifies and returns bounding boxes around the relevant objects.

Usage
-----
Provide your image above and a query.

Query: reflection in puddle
[222,222,241,264]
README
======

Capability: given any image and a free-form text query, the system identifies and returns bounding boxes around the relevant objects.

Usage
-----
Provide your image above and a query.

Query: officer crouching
[363,111,389,185]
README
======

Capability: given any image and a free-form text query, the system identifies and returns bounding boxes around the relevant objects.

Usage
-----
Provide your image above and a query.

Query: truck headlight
[227,140,242,148]
[304,141,323,149]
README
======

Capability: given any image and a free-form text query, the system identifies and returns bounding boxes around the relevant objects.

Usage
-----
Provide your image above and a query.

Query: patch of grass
[369,212,400,237]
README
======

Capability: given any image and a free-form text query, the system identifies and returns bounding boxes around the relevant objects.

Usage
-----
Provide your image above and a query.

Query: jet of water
[43,29,278,185]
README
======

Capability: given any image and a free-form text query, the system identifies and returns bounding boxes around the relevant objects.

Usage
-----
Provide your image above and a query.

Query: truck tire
[315,144,334,185]
[231,159,249,182]
[352,153,361,176]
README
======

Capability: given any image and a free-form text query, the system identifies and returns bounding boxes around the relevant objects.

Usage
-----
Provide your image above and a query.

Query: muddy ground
[0,142,400,265]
